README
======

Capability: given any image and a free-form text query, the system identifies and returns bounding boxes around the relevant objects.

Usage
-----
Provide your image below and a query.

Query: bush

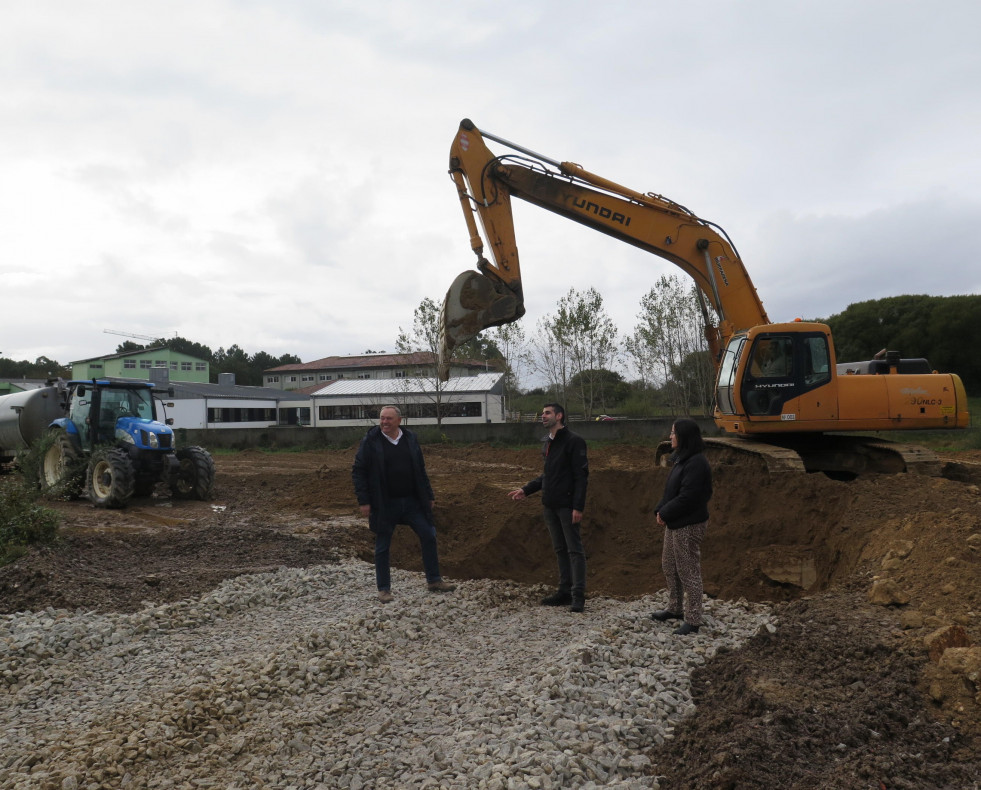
[0,476,60,564]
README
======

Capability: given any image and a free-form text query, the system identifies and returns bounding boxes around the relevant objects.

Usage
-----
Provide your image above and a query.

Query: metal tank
[0,385,67,455]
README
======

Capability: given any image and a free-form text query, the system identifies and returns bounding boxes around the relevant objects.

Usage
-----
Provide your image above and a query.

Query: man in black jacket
[508,403,589,612]
[352,405,456,603]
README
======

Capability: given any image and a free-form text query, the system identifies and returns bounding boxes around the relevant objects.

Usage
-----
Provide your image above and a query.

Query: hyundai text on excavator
[438,119,970,477]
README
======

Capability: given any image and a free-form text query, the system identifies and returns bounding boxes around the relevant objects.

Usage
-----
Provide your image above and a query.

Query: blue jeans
[542,506,586,596]
[374,497,442,591]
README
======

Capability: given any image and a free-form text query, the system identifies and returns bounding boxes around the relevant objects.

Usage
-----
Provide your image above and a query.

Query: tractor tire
[86,447,135,509]
[169,446,215,500]
[40,431,85,499]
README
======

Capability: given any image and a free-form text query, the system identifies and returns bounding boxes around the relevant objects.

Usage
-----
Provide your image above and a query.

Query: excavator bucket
[437,270,525,381]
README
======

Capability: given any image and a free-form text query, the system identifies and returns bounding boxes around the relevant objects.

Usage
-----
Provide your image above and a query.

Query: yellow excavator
[438,119,970,477]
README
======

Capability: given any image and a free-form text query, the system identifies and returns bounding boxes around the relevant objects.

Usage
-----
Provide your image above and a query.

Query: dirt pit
[2,443,980,788]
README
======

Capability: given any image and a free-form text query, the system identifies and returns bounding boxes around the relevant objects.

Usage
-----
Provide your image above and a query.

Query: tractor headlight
[116,429,135,445]
[142,430,160,449]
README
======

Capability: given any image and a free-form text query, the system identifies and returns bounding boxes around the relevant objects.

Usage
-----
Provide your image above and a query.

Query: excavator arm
[439,118,769,379]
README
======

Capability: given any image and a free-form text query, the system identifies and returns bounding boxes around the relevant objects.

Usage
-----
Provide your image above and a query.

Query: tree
[531,287,619,419]
[212,345,252,384]
[0,356,70,380]
[626,275,716,416]
[824,294,981,395]
[489,322,530,417]
[569,368,630,411]
[396,297,450,425]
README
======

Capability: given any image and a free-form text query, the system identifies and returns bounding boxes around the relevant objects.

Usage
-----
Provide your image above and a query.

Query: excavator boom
[439,118,767,378]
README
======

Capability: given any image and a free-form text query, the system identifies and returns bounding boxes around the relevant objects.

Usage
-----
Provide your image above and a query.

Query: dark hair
[672,418,705,458]
[543,402,566,425]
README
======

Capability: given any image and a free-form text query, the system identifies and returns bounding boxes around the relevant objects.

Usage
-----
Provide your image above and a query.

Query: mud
[2,442,980,788]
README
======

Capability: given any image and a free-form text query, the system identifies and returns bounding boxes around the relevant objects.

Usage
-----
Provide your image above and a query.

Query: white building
[311,372,505,427]
[161,376,310,429]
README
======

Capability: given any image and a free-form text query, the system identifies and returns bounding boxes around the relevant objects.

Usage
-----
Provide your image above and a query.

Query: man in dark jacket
[352,405,455,603]
[508,403,589,612]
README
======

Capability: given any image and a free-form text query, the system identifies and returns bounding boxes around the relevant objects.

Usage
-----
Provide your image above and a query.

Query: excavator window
[715,336,745,415]
[744,336,795,416]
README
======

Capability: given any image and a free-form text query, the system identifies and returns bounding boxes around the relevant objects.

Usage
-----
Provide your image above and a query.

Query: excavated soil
[2,442,981,788]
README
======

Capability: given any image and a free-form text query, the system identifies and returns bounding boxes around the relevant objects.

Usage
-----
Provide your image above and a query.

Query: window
[195,362,207,372]
[170,362,178,370]
[140,360,152,369]
[207,407,276,424]
[395,370,407,378]
[266,375,279,383]
[181,362,192,371]
[289,376,297,382]
[123,360,136,369]
[357,373,371,379]
[154,360,167,368]
[319,374,330,381]
[318,402,483,421]
[301,375,315,383]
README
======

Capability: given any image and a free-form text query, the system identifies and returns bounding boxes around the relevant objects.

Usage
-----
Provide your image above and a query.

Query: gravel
[0,560,773,789]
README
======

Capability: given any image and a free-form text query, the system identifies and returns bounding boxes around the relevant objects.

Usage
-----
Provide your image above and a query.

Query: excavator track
[656,435,942,478]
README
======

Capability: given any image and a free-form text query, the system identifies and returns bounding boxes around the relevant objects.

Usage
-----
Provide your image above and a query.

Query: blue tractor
[19,378,216,508]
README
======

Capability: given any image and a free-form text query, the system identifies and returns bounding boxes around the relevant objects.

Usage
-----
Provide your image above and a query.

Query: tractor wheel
[86,447,135,508]
[169,446,215,500]
[40,431,85,499]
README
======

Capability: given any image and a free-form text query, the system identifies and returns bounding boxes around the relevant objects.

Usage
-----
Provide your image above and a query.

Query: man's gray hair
[380,404,402,417]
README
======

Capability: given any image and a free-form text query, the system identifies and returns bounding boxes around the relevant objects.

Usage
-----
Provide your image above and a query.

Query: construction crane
[103,329,162,342]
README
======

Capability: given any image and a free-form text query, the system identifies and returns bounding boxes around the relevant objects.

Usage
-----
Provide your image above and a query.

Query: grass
[0,438,64,564]
[0,476,60,565]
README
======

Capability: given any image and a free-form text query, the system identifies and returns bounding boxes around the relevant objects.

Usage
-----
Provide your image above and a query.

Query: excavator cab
[716,326,834,421]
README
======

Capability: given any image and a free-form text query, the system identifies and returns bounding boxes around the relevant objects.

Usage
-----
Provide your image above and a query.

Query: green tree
[824,294,981,395]
[0,356,70,380]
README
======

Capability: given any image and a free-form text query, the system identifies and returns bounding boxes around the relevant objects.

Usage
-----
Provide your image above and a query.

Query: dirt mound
[2,442,979,787]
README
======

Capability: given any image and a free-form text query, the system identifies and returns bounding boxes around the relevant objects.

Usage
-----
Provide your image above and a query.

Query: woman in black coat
[650,418,712,635]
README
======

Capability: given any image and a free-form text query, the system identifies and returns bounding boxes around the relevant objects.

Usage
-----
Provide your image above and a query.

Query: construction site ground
[2,442,980,789]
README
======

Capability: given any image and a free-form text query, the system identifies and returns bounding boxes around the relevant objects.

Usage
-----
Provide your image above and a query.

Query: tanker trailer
[0,382,69,467]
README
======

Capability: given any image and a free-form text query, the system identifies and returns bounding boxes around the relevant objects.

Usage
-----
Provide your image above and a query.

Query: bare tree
[626,275,716,416]
[489,322,529,419]
[532,287,619,419]
[396,297,449,425]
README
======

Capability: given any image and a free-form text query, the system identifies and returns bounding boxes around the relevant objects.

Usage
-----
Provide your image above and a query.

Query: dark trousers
[373,497,441,591]
[542,506,586,596]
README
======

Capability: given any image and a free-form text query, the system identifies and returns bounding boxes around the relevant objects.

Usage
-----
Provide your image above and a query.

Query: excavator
[438,119,970,477]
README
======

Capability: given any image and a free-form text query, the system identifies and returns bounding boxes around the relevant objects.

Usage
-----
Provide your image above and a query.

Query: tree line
[0,339,300,387]
[419,286,981,419]
[3,291,978,414]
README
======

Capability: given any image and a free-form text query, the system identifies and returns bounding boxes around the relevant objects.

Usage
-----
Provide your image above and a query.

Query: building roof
[71,346,208,365]
[311,372,503,397]
[265,351,493,373]
[0,378,50,392]
[160,380,308,402]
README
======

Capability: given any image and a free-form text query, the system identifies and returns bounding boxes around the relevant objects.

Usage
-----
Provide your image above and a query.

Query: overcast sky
[2,1,979,378]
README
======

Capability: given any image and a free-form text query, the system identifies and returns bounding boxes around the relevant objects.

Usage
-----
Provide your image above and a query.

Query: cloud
[1,0,979,372]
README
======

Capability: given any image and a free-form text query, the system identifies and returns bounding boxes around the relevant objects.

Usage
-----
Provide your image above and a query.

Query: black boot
[650,609,682,622]
[673,622,700,635]
[541,590,572,606]
[570,594,585,613]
